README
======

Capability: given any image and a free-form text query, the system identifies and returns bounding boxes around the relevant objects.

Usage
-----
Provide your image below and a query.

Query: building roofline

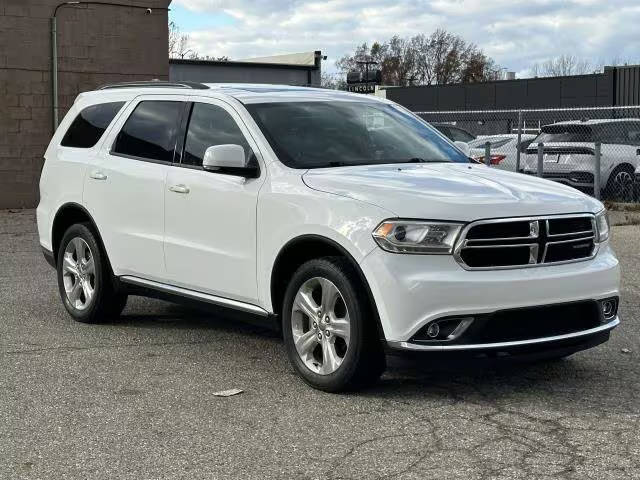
[169,58,320,71]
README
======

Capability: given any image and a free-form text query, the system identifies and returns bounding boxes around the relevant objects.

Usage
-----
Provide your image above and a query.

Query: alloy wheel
[291,277,351,375]
[611,170,634,201]
[62,237,96,311]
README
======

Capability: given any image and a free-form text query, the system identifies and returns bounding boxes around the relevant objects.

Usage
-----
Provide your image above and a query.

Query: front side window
[61,101,125,148]
[183,103,251,167]
[113,101,184,162]
[246,101,469,169]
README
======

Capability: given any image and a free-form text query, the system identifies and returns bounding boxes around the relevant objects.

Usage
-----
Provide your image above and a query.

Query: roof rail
[97,80,210,90]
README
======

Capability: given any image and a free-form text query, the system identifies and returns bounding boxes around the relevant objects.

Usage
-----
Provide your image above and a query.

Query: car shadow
[110,300,610,400]
[113,300,282,340]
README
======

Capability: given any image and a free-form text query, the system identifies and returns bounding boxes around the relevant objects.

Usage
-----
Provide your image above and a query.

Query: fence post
[485,141,491,167]
[594,142,602,200]
[537,142,544,177]
[515,110,523,172]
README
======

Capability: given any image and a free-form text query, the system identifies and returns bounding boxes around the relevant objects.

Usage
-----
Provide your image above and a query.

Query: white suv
[521,119,640,201]
[38,82,621,391]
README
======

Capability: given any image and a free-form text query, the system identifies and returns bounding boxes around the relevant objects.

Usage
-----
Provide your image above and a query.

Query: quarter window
[113,101,184,162]
[183,103,251,167]
[61,102,125,148]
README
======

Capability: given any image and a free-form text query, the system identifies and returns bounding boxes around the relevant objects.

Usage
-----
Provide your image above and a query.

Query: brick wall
[0,0,170,208]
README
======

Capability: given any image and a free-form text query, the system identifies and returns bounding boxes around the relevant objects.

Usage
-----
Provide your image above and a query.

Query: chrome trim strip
[119,276,269,316]
[546,235,595,244]
[453,213,599,271]
[388,317,619,351]
[547,229,594,238]
[461,243,539,249]
[446,317,475,341]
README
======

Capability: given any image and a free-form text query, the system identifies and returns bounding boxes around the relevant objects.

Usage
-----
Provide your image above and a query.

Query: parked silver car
[469,134,536,171]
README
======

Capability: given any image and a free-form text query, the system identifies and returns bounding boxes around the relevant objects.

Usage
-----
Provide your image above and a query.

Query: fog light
[426,323,440,338]
[413,317,475,342]
[601,299,617,320]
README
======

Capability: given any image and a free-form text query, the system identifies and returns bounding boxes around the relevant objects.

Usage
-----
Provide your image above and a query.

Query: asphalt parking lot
[2,209,639,480]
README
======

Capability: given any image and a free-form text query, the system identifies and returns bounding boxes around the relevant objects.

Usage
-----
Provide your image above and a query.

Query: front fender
[256,167,394,311]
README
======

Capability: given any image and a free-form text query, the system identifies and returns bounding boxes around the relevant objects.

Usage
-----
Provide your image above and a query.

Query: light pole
[51,1,169,131]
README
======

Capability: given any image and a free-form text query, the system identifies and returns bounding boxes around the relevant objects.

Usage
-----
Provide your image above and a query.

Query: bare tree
[168,22,229,61]
[531,55,592,77]
[168,21,191,59]
[320,72,347,90]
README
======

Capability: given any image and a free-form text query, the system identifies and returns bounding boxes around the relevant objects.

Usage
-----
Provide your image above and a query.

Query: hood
[302,163,602,221]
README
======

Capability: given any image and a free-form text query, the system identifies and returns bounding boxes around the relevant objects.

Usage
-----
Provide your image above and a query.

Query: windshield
[246,101,469,169]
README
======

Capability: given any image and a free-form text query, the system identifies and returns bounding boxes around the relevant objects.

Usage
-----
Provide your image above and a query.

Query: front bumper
[360,243,620,347]
[388,316,618,352]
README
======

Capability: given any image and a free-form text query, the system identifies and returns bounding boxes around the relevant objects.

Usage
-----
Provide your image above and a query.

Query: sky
[169,0,640,78]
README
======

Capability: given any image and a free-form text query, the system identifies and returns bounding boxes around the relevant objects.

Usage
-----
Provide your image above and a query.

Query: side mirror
[454,141,470,156]
[202,144,259,178]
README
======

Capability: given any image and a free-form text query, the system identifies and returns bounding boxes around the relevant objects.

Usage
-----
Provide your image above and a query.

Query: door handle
[89,171,107,181]
[169,184,190,194]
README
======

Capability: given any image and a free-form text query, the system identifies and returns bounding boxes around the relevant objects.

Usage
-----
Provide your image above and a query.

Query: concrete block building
[0,0,170,208]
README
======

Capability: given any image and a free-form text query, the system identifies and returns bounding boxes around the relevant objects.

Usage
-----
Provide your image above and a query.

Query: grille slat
[455,215,597,269]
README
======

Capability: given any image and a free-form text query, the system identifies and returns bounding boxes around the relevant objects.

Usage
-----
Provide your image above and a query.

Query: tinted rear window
[113,101,184,162]
[61,102,125,148]
[534,125,593,143]
[448,127,475,142]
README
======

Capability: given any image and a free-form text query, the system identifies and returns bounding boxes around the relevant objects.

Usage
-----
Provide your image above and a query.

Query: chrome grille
[454,214,597,270]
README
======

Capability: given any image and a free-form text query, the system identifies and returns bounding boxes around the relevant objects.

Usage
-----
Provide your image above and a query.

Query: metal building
[384,65,640,112]
[169,51,323,86]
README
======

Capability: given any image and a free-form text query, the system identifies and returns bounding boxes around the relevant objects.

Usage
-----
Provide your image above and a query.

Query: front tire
[282,257,385,392]
[56,223,127,323]
[604,165,636,201]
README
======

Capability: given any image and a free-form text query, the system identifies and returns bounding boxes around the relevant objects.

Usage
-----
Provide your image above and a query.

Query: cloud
[171,0,640,76]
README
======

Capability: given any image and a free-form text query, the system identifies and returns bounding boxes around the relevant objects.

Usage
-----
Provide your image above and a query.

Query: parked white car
[37,82,620,391]
[521,119,640,200]
[469,134,536,171]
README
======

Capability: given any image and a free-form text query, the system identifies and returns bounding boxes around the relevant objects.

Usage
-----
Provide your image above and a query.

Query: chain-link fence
[416,106,640,203]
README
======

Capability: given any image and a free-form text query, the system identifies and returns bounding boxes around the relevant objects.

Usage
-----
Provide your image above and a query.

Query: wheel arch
[270,234,385,340]
[51,203,108,267]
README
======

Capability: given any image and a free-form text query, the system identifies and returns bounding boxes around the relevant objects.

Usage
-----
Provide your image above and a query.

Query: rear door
[84,95,188,280]
[163,98,265,304]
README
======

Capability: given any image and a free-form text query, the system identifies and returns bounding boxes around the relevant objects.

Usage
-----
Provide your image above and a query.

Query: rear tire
[282,256,385,392]
[56,223,126,323]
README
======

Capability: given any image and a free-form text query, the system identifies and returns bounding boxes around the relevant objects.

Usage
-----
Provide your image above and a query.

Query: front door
[163,98,265,304]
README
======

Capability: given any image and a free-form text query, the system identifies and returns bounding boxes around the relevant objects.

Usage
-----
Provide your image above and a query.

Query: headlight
[373,220,464,254]
[595,209,609,243]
